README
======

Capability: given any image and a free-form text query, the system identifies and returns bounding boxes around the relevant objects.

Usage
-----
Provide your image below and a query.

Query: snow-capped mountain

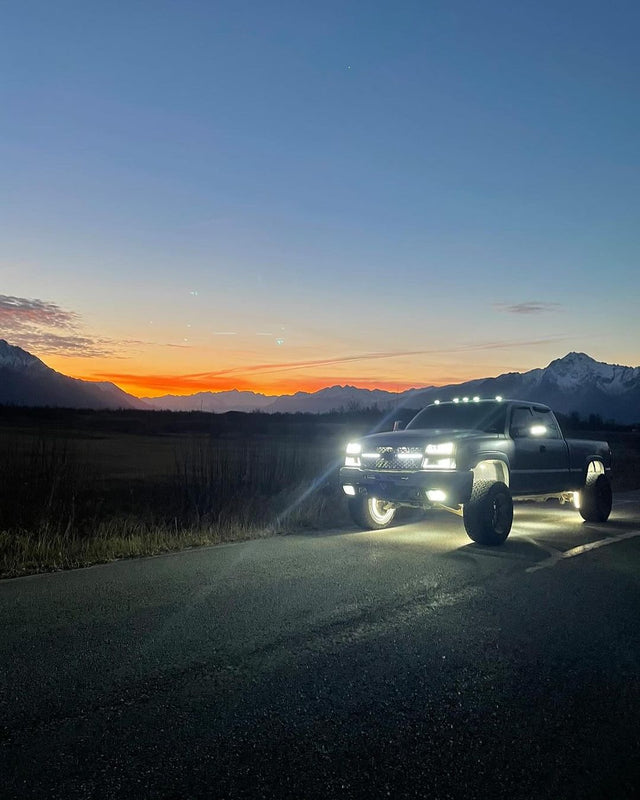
[507,352,640,397]
[398,353,640,423]
[141,389,274,413]
[266,385,404,414]
[142,385,403,414]
[1,341,639,423]
[0,339,148,410]
[143,352,640,422]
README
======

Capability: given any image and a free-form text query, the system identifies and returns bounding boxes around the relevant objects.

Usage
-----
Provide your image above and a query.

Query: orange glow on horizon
[82,370,445,398]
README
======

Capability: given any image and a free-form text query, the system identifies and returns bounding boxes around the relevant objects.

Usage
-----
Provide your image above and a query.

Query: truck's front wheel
[348,496,397,530]
[463,481,513,545]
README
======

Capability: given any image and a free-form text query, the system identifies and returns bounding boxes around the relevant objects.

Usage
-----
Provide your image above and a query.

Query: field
[1,406,639,579]
[0,407,384,578]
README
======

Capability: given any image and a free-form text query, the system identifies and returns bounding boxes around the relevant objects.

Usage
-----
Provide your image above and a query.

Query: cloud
[94,335,568,394]
[0,295,80,329]
[494,302,563,315]
[0,294,138,358]
[189,336,568,378]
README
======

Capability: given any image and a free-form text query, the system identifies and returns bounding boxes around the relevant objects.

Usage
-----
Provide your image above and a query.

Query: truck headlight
[422,457,456,470]
[425,442,454,455]
[423,442,455,469]
[345,441,361,467]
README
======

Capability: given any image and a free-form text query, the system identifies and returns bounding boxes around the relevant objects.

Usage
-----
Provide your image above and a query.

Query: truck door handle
[539,445,546,452]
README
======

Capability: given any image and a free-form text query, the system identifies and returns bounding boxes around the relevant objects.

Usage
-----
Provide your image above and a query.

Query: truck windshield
[407,403,506,433]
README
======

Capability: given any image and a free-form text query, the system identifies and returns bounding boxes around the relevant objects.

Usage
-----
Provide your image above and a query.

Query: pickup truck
[340,398,612,545]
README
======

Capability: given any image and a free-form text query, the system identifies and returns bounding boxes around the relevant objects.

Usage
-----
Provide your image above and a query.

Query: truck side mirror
[393,420,405,431]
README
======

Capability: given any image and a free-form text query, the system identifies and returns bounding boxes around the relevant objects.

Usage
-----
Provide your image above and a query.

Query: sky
[1,0,639,397]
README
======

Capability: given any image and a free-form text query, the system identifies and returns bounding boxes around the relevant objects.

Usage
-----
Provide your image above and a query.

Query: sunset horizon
[1,331,632,400]
[2,2,638,401]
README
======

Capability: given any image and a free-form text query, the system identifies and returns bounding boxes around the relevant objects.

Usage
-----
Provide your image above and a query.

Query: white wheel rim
[369,498,395,525]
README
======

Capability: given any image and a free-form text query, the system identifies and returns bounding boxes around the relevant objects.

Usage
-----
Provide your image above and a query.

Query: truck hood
[358,429,488,448]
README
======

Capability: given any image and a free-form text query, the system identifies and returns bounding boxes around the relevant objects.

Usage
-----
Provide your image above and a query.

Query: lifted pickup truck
[340,398,612,545]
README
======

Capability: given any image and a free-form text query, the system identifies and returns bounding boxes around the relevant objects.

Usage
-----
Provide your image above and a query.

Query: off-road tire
[463,480,513,545]
[579,473,612,522]
[348,496,397,530]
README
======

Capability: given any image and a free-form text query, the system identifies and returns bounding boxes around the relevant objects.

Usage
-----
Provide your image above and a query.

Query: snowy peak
[142,389,273,412]
[0,339,146,410]
[541,352,640,395]
[548,351,597,370]
[0,339,50,372]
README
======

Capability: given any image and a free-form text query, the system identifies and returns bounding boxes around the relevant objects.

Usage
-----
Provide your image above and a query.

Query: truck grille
[360,446,424,471]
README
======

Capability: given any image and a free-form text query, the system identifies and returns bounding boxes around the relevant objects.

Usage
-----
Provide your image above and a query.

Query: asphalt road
[2,493,640,800]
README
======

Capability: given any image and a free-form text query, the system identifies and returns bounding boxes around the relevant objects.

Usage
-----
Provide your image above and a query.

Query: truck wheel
[348,496,397,530]
[579,473,612,522]
[463,481,513,545]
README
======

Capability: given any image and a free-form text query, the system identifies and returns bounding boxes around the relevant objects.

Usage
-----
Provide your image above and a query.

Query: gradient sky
[2,0,639,397]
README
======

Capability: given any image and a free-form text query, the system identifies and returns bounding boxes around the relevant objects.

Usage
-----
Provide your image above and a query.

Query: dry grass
[0,520,258,578]
[0,418,349,578]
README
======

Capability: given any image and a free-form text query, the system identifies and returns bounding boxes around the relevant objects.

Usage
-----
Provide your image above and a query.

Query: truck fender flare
[471,454,510,487]
[583,458,605,482]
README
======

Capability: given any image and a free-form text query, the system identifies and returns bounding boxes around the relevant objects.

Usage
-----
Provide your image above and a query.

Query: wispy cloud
[94,335,567,394]
[494,302,563,315]
[188,336,568,378]
[0,294,138,358]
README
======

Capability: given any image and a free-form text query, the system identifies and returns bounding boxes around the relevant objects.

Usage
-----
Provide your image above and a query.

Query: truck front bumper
[339,467,473,507]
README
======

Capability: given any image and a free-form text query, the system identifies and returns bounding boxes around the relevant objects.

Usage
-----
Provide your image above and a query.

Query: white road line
[526,530,640,573]
[520,536,564,558]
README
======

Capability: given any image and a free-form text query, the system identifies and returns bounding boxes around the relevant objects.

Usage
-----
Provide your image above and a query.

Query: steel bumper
[339,467,473,506]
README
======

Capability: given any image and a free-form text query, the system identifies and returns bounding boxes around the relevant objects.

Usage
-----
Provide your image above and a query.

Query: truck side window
[509,407,532,438]
[531,408,561,439]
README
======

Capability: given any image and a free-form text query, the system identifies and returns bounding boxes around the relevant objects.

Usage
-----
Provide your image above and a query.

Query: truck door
[509,406,570,494]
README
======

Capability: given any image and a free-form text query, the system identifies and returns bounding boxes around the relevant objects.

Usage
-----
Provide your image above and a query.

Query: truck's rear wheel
[579,473,612,522]
[348,496,397,530]
[463,481,513,545]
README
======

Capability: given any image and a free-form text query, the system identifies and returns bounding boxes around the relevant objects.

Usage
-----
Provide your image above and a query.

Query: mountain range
[1,339,639,423]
